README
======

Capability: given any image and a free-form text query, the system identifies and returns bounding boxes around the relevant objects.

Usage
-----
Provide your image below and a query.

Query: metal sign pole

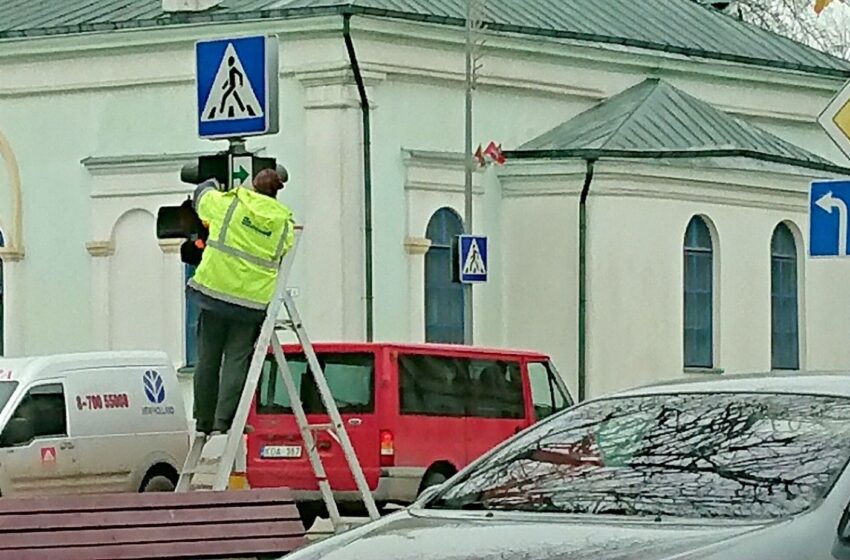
[463,0,485,346]
[463,0,474,346]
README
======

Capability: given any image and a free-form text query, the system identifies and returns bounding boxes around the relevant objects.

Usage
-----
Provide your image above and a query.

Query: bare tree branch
[722,0,850,59]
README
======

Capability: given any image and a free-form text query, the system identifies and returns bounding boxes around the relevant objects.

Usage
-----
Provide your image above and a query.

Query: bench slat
[0,488,295,514]
[1,520,305,549]
[0,536,307,560]
[0,504,298,532]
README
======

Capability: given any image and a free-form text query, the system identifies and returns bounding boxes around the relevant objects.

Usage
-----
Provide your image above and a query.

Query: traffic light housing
[251,156,289,184]
[156,151,286,267]
[157,153,228,241]
[177,153,286,189]
[179,153,229,187]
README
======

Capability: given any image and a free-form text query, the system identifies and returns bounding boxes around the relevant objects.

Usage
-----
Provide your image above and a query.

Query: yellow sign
[819,79,850,159]
[835,99,850,136]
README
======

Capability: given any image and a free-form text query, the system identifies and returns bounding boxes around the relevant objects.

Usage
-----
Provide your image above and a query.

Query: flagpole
[463,0,475,346]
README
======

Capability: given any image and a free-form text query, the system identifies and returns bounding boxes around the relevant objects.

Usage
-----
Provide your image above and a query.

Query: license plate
[261,445,302,459]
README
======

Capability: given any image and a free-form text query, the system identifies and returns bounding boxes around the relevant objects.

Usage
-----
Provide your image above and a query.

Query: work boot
[195,422,213,436]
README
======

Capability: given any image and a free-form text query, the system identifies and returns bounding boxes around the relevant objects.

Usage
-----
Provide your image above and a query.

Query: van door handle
[59,442,75,450]
[348,418,362,427]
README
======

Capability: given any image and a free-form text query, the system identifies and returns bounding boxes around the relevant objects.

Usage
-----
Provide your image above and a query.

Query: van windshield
[258,353,374,414]
[0,382,17,413]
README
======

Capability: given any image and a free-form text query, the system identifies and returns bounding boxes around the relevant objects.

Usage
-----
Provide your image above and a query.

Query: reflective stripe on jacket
[188,185,295,309]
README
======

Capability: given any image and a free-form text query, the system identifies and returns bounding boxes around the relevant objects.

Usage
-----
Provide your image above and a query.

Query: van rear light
[380,430,395,467]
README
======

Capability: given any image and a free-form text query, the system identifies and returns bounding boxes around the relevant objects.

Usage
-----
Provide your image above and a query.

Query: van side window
[0,384,67,446]
[258,354,375,414]
[468,360,524,419]
[399,355,466,416]
[528,362,569,420]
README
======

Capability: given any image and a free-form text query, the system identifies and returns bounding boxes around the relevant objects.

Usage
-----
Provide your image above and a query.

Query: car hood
[284,509,785,560]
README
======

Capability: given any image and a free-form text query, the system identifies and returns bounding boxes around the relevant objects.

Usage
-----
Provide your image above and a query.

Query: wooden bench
[0,488,307,560]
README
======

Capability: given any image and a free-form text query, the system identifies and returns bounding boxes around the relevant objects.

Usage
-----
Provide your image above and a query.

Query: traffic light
[157,153,228,242]
[251,156,288,184]
[178,153,286,190]
[179,153,229,187]
[156,150,286,267]
[156,198,205,240]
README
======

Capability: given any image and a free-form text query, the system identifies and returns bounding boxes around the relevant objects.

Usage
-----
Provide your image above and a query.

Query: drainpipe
[578,158,596,402]
[343,14,375,342]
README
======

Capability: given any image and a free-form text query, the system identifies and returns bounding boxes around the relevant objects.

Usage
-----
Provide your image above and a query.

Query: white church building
[1,0,850,401]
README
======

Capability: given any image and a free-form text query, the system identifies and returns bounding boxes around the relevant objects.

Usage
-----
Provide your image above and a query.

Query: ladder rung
[307,423,335,431]
[185,462,220,471]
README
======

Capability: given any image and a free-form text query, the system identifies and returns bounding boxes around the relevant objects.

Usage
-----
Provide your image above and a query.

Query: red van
[245,343,573,526]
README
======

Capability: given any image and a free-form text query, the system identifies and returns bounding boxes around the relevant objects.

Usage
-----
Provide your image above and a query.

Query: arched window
[0,230,4,357]
[771,223,799,370]
[425,208,465,344]
[684,216,714,368]
[185,265,200,368]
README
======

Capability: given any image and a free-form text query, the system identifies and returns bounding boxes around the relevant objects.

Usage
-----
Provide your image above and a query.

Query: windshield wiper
[457,501,491,511]
[427,493,492,511]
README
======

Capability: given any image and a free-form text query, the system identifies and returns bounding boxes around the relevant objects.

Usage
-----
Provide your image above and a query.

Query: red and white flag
[474,144,487,167]
[484,141,506,165]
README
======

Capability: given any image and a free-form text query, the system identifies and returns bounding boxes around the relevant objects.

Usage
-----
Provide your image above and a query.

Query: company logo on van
[143,370,166,404]
[142,370,175,416]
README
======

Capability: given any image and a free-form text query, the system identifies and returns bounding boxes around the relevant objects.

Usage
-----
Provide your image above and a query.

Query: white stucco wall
[508,159,850,399]
[502,191,581,396]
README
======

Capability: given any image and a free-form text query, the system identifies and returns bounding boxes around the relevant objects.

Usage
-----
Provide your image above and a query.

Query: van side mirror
[1,417,35,447]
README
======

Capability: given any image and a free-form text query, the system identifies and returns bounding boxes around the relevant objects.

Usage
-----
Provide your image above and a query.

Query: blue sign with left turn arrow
[810,179,850,257]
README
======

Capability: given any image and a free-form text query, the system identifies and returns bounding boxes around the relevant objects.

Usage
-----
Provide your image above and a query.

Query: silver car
[283,372,850,560]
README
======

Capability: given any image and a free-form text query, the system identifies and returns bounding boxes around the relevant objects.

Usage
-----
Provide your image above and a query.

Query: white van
[0,351,190,497]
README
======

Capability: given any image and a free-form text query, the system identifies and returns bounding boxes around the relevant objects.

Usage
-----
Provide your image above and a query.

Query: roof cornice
[506,147,850,176]
[0,5,847,82]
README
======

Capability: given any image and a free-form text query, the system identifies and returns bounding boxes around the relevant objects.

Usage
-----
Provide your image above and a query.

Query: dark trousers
[193,309,262,434]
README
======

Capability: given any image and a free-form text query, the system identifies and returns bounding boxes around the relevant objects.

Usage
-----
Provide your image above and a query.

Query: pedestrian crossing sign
[195,35,279,139]
[458,235,488,283]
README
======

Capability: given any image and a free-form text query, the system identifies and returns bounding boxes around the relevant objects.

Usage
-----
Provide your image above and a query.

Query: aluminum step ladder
[176,226,381,531]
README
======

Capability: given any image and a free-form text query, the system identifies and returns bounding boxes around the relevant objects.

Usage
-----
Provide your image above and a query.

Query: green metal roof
[511,78,850,174]
[0,0,848,78]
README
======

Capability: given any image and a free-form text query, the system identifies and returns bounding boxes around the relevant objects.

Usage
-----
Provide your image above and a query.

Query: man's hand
[181,239,205,266]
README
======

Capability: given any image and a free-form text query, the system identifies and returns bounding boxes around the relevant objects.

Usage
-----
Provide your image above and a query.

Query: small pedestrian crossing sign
[195,35,279,139]
[458,235,488,283]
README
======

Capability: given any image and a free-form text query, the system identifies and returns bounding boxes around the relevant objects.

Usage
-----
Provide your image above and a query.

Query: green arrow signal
[232,166,249,185]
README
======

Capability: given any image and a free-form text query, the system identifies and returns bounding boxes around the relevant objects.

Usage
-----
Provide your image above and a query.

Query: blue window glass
[425,208,465,344]
[185,265,200,368]
[0,230,4,357]
[684,216,713,368]
[771,224,799,370]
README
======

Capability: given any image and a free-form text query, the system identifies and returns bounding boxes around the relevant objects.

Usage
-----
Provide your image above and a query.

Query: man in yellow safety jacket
[187,168,295,435]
